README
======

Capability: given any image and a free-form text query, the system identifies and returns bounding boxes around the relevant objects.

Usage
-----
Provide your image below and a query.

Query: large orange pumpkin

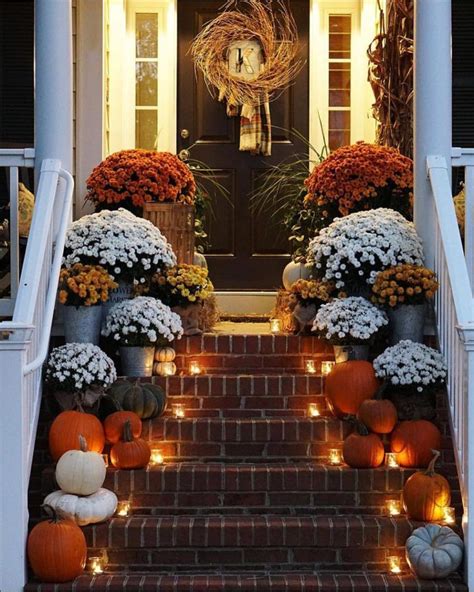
[391,420,442,467]
[27,505,87,582]
[49,411,105,461]
[342,420,385,468]
[357,398,398,434]
[110,420,151,469]
[104,411,142,444]
[325,360,380,417]
[403,449,451,521]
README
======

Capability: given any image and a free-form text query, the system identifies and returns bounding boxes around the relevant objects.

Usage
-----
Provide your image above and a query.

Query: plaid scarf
[239,100,272,156]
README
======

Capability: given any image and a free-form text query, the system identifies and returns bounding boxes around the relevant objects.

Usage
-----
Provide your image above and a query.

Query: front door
[177,0,309,290]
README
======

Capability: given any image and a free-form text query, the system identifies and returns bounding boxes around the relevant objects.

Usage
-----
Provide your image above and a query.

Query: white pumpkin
[406,524,464,579]
[55,435,106,496]
[155,347,176,362]
[44,488,117,526]
[193,252,208,269]
[154,361,177,376]
[282,261,311,291]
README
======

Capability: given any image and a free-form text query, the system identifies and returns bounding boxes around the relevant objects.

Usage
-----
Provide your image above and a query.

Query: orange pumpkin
[391,420,442,467]
[110,420,151,469]
[27,504,87,582]
[403,450,451,521]
[325,360,380,417]
[104,411,142,444]
[357,398,398,434]
[49,411,105,461]
[342,420,385,468]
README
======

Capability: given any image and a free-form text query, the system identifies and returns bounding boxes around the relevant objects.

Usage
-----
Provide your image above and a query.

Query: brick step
[24,572,468,592]
[173,355,321,373]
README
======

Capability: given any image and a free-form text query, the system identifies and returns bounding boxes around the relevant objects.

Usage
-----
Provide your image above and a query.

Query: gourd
[44,488,118,526]
[155,347,176,362]
[406,524,463,579]
[391,420,442,467]
[104,410,142,444]
[325,361,380,417]
[49,410,105,461]
[55,435,106,496]
[342,419,385,468]
[110,420,151,469]
[403,450,451,521]
[282,260,311,290]
[154,361,177,376]
[27,504,87,583]
[108,380,166,419]
[356,390,397,434]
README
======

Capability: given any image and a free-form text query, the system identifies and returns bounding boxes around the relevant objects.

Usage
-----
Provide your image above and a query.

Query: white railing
[427,153,474,588]
[0,159,73,592]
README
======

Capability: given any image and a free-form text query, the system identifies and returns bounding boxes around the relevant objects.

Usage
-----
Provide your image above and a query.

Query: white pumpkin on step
[155,347,176,362]
[55,435,106,496]
[282,260,311,291]
[406,524,464,579]
[44,488,117,526]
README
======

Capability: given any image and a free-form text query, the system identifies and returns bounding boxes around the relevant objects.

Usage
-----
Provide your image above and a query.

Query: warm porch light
[116,499,131,517]
[159,362,176,377]
[385,453,399,468]
[101,454,109,468]
[305,359,317,374]
[386,499,402,517]
[328,448,342,466]
[150,449,165,465]
[388,556,402,574]
[189,360,202,375]
[443,506,456,525]
[172,403,185,419]
[321,361,335,376]
[307,403,320,418]
[269,318,281,334]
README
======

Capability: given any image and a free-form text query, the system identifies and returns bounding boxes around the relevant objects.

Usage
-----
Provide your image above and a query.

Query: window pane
[329,90,350,107]
[329,15,351,33]
[136,13,158,58]
[329,14,351,59]
[136,109,158,149]
[136,62,158,106]
[329,67,350,90]
[329,111,350,130]
[329,130,351,151]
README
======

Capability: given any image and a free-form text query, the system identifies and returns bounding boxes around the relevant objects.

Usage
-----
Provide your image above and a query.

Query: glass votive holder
[150,449,165,465]
[159,361,176,377]
[307,403,320,418]
[386,499,402,517]
[385,453,399,468]
[116,499,131,517]
[269,318,281,334]
[189,360,202,375]
[321,361,335,376]
[388,555,402,574]
[87,550,108,575]
[328,448,343,466]
[305,359,317,374]
[172,403,185,419]
[443,506,456,525]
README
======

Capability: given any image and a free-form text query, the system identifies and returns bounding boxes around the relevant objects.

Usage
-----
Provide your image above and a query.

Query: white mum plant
[102,296,183,346]
[307,208,424,290]
[373,340,447,392]
[313,297,388,345]
[62,208,176,284]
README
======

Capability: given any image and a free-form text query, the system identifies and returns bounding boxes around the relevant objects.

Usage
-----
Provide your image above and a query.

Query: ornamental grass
[86,150,196,212]
[372,264,438,308]
[58,264,118,307]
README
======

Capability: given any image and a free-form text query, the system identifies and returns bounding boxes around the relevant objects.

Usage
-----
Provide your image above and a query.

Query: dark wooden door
[178,0,309,290]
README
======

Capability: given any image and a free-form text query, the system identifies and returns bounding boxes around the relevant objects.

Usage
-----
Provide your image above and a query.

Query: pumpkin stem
[343,414,370,436]
[122,419,133,442]
[79,434,88,452]
[425,449,441,476]
[41,504,61,523]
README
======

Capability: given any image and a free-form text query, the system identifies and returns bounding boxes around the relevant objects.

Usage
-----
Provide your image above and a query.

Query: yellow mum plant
[372,264,438,308]
[289,279,334,305]
[58,264,118,307]
[152,264,214,307]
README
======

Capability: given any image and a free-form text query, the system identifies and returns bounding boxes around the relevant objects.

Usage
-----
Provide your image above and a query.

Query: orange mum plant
[304,142,413,220]
[372,264,438,308]
[86,150,197,213]
[58,264,118,307]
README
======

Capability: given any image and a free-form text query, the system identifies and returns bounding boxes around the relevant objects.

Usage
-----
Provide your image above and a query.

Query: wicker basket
[143,203,195,264]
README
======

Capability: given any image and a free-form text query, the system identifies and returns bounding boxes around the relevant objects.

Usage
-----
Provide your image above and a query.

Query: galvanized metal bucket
[63,304,103,345]
[388,304,426,345]
[333,344,370,363]
[119,346,155,377]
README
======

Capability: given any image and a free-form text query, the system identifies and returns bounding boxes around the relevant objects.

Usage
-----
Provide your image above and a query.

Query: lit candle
[328,448,342,466]
[388,556,402,574]
[307,403,320,418]
[189,360,202,375]
[386,499,402,517]
[159,362,176,377]
[88,556,105,575]
[150,449,164,465]
[305,359,317,374]
[385,453,399,468]
[443,506,456,525]
[101,454,109,468]
[269,318,281,334]
[116,500,131,517]
[172,403,185,419]
[321,361,335,376]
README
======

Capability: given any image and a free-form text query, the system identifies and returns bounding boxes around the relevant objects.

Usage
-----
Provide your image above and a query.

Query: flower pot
[119,346,155,377]
[172,303,202,336]
[63,305,103,345]
[282,261,311,291]
[333,344,370,363]
[389,388,437,421]
[102,280,134,323]
[388,304,425,345]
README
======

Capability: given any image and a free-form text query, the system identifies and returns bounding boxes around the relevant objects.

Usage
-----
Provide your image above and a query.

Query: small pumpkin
[110,420,151,469]
[391,420,442,467]
[357,387,398,434]
[44,488,118,526]
[55,435,106,495]
[403,450,451,521]
[154,361,177,376]
[406,524,463,579]
[108,380,166,419]
[27,504,87,583]
[104,410,142,444]
[325,361,380,417]
[155,347,176,362]
[49,410,105,461]
[342,419,385,468]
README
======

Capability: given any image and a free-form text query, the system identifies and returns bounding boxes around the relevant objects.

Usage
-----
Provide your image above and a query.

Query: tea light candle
[386,499,402,517]
[101,454,109,468]
[321,361,335,376]
[385,453,399,468]
[307,403,320,418]
[150,449,164,465]
[88,556,105,575]
[159,362,176,377]
[328,448,342,466]
[116,500,131,517]
[305,359,317,374]
[172,403,185,419]
[269,318,281,334]
[388,555,402,574]
[443,506,456,525]
[189,360,202,375]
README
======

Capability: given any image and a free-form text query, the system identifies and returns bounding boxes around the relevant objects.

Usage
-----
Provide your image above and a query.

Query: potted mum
[372,264,438,344]
[45,343,117,412]
[307,208,424,295]
[102,296,183,377]
[313,297,388,362]
[288,279,334,334]
[373,340,447,420]
[150,264,214,336]
[58,264,117,345]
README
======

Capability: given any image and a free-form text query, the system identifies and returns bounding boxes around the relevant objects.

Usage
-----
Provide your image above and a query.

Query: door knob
[179,149,191,161]
[180,129,190,139]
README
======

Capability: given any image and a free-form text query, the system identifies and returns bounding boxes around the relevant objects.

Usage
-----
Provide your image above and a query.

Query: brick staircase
[26,333,467,591]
